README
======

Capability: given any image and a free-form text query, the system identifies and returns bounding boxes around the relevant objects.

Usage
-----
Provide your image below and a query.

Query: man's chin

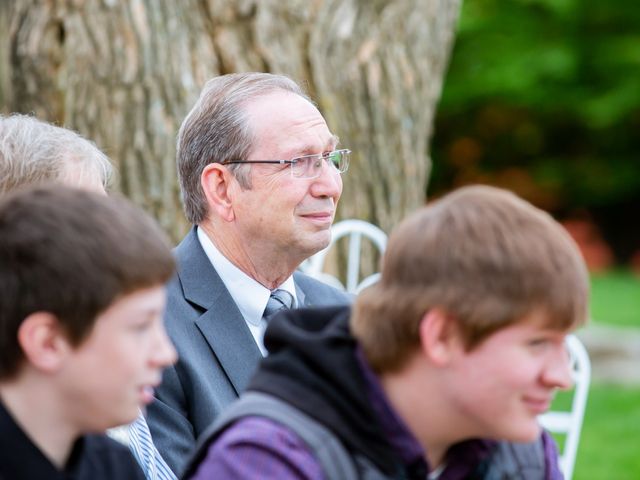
[313,231,332,251]
[296,233,331,259]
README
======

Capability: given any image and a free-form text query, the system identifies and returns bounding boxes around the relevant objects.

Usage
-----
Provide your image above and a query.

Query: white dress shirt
[197,226,298,356]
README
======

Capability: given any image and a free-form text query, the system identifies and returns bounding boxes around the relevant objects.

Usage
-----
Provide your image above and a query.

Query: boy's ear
[17,312,73,373]
[201,163,237,222]
[418,308,463,366]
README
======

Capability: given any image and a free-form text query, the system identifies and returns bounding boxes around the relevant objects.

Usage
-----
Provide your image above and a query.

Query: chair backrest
[537,334,591,480]
[301,219,387,293]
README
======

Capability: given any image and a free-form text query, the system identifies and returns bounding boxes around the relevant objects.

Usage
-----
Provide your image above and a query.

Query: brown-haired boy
[0,186,177,479]
[185,185,589,480]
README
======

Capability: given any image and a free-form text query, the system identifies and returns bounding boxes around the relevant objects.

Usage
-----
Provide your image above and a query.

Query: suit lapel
[176,228,262,394]
[294,279,306,307]
[194,294,262,395]
[294,271,324,307]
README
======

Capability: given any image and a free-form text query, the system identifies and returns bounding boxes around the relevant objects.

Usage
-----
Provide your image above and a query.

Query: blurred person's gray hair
[0,113,113,195]
[177,72,311,224]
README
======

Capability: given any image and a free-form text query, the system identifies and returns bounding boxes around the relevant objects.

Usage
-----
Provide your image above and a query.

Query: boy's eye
[132,318,154,332]
[528,338,550,348]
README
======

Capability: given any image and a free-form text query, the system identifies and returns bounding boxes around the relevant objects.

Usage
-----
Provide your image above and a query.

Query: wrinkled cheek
[240,201,271,230]
[255,211,270,227]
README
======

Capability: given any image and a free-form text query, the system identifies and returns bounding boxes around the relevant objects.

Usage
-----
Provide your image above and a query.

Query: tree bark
[2,0,460,242]
[0,0,14,108]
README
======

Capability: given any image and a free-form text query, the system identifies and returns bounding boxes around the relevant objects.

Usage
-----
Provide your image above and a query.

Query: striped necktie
[262,289,294,322]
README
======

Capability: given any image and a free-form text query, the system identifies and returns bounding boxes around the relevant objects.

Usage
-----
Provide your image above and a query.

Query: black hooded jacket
[247,305,427,478]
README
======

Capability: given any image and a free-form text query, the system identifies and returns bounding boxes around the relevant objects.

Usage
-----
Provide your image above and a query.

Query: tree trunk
[2,0,460,243]
[0,1,13,108]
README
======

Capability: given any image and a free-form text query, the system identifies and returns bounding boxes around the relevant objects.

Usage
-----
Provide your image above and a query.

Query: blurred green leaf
[432,0,640,223]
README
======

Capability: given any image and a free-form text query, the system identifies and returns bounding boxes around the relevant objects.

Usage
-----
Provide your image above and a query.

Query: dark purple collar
[355,347,498,480]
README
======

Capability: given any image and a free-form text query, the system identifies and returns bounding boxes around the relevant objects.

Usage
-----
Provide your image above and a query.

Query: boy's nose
[152,325,178,368]
[543,342,574,390]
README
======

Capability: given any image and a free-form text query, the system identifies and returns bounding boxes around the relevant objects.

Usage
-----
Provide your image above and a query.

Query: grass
[551,270,640,478]
[589,270,640,328]
[551,383,640,480]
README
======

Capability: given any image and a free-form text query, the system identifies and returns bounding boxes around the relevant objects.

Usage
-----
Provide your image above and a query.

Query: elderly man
[147,72,352,474]
[0,113,177,480]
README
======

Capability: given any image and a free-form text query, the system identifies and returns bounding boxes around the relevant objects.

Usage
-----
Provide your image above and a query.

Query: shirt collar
[196,226,297,326]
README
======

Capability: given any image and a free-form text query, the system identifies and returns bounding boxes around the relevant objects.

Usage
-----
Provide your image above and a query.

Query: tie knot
[263,289,294,320]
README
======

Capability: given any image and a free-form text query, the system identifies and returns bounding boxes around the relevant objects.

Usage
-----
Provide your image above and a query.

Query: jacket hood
[248,305,402,474]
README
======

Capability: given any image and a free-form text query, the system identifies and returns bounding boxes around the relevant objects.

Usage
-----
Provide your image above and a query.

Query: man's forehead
[293,133,339,153]
[245,92,337,156]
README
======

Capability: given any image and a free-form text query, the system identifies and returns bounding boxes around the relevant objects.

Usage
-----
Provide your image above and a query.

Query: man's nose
[310,160,343,199]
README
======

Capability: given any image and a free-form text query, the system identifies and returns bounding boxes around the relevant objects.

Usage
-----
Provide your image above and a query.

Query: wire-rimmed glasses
[221,149,350,179]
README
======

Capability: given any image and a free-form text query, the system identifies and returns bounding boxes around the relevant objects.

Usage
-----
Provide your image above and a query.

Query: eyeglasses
[221,149,350,179]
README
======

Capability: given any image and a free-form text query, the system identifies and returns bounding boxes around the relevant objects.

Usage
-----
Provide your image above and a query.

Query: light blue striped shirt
[128,412,177,480]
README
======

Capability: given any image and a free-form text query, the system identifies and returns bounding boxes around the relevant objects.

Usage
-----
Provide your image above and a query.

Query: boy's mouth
[139,385,157,404]
[524,395,551,414]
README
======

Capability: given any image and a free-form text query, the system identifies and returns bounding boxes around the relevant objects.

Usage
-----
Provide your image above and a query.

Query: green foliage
[431,0,640,213]
[590,270,640,327]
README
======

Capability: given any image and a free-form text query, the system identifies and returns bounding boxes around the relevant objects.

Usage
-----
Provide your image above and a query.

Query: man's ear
[201,163,237,222]
[17,312,72,373]
[418,308,462,366]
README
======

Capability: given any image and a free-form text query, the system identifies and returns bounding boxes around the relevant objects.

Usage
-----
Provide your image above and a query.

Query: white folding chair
[538,334,591,480]
[301,219,387,293]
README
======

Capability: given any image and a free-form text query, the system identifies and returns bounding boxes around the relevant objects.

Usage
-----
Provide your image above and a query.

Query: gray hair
[0,114,113,195]
[177,72,311,224]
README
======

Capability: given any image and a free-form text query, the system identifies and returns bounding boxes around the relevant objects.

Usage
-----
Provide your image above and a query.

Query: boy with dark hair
[185,185,589,480]
[0,112,176,480]
[0,186,177,479]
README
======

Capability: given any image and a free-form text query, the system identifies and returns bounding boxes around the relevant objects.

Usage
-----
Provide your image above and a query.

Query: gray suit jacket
[146,228,352,475]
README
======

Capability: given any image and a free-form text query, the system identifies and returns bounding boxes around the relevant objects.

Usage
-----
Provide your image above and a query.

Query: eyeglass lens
[291,150,349,178]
